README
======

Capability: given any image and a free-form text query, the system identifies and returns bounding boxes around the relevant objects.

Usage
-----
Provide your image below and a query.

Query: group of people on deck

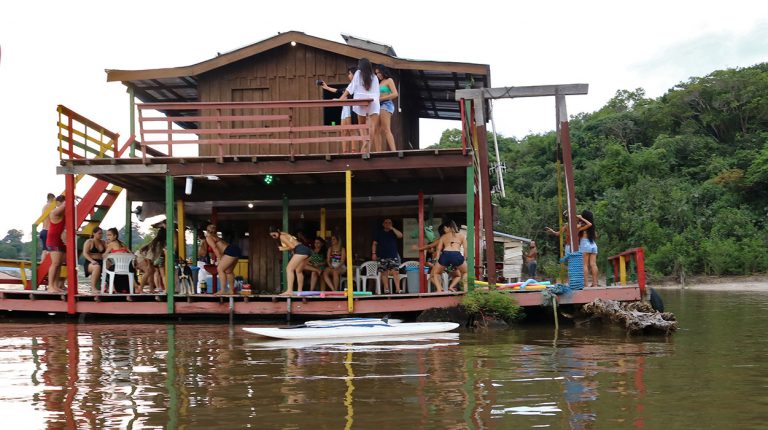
[318,57,398,153]
[269,218,469,296]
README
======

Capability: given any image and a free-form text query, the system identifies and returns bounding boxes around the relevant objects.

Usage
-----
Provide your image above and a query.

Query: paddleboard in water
[304,317,403,327]
[243,322,459,339]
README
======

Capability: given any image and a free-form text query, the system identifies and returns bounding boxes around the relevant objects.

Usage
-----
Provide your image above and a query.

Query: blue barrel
[567,251,584,289]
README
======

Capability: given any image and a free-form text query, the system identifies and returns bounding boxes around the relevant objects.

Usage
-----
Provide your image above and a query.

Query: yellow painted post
[176,200,186,260]
[320,208,327,239]
[619,255,627,286]
[345,170,353,313]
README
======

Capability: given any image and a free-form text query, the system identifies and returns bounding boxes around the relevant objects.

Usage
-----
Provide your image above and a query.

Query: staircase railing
[29,106,130,289]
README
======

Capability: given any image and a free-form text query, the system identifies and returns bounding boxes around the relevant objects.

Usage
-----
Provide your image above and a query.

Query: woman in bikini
[579,210,599,288]
[375,65,398,152]
[205,224,241,295]
[82,227,105,293]
[431,221,469,292]
[269,226,312,296]
[322,234,347,292]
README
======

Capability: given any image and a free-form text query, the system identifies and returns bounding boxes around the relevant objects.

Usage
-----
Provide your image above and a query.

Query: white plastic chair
[428,272,451,292]
[356,261,381,294]
[397,261,420,292]
[101,253,135,294]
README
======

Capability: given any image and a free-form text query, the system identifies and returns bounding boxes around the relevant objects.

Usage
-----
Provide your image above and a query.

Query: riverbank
[653,274,768,291]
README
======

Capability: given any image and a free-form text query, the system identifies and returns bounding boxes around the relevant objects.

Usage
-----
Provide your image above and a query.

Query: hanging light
[185,176,193,195]
[248,202,254,209]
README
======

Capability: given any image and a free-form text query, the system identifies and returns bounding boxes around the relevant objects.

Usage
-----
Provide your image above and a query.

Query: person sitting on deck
[431,220,468,292]
[269,226,312,296]
[372,218,403,294]
[45,195,66,293]
[102,227,133,294]
[323,234,347,292]
[82,227,105,294]
[135,227,167,294]
[205,224,241,295]
[302,237,327,291]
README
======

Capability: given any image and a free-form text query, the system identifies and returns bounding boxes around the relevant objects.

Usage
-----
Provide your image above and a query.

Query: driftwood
[582,298,677,335]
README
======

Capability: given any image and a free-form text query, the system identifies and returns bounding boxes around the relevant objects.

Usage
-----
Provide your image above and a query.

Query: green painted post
[192,225,198,263]
[129,87,136,158]
[282,195,289,293]
[466,165,475,290]
[125,201,132,251]
[31,224,38,289]
[165,175,175,313]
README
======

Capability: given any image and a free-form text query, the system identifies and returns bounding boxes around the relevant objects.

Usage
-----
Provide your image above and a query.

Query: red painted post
[559,121,579,251]
[612,258,620,285]
[636,247,646,297]
[418,191,426,293]
[474,190,481,279]
[65,174,77,314]
[460,100,467,155]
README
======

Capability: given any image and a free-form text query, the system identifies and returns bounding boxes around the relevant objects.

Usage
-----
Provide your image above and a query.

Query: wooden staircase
[34,181,124,288]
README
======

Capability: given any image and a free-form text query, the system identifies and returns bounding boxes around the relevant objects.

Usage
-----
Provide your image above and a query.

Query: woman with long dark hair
[338,57,380,153]
[375,65,398,151]
[579,210,599,288]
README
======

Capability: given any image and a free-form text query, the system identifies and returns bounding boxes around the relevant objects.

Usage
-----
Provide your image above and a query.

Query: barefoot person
[431,221,468,292]
[45,195,66,292]
[372,218,403,294]
[205,224,240,294]
[269,226,312,296]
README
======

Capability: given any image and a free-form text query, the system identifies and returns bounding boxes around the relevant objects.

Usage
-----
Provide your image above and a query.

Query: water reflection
[3,290,762,429]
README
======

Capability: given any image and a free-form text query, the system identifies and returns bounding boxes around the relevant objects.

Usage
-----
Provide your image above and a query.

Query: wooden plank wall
[197,45,409,156]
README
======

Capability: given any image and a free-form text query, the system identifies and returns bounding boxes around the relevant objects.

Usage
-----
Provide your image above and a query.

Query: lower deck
[0,286,641,317]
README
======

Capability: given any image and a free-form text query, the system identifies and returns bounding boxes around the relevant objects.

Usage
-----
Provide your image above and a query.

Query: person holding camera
[336,58,379,154]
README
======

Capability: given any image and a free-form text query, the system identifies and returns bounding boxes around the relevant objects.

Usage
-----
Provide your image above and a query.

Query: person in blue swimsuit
[431,220,469,292]
[375,65,398,152]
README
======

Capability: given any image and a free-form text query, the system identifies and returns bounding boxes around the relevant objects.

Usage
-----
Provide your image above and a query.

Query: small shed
[493,231,531,281]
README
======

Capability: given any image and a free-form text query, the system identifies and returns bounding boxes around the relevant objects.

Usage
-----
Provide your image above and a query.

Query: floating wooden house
[0,31,642,318]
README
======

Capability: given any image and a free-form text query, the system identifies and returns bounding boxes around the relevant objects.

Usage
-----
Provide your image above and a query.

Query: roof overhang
[106,31,490,123]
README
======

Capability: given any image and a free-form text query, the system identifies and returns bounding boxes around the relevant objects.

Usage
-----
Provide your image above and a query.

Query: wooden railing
[136,99,373,161]
[57,105,121,160]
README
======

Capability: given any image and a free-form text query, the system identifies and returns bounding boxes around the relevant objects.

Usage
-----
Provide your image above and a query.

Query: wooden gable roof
[106,31,491,122]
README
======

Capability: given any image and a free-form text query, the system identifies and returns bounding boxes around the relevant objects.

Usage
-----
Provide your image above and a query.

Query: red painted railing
[136,99,374,161]
[607,247,646,297]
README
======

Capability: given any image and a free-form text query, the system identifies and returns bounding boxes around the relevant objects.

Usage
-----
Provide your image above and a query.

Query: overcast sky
[1,1,766,239]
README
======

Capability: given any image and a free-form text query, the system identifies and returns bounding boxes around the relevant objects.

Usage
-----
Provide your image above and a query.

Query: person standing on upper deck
[375,65,398,152]
[372,218,403,294]
[338,58,379,154]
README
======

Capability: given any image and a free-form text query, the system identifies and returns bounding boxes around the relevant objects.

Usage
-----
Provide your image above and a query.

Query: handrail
[57,105,120,161]
[136,99,374,160]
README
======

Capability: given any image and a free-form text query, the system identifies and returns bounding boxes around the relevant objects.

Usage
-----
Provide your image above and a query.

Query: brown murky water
[1,289,767,429]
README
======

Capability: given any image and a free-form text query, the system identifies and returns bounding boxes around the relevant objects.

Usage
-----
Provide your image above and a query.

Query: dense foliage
[462,289,524,322]
[435,63,768,281]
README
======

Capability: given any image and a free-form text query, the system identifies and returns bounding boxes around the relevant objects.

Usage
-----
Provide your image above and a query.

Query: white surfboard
[303,317,403,327]
[243,322,459,340]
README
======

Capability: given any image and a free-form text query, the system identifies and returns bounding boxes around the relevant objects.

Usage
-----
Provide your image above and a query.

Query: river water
[0,289,766,429]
